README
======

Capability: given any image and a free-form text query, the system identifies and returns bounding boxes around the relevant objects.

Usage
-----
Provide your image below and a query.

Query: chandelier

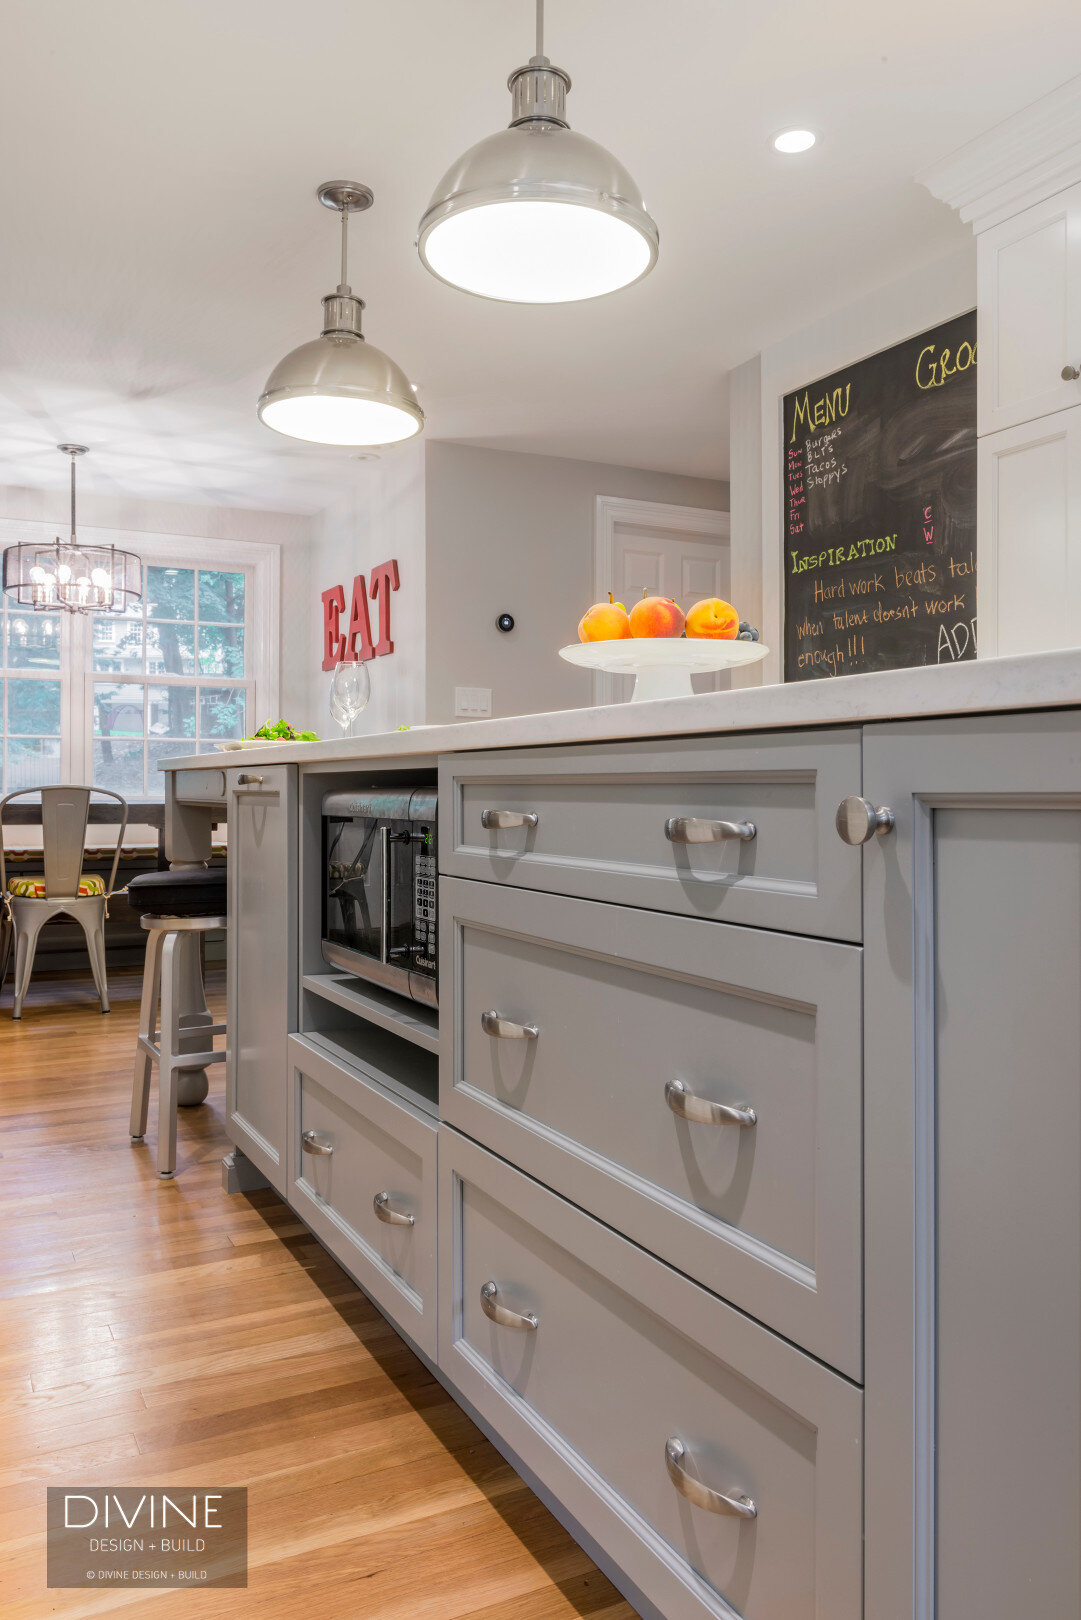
[1,445,143,614]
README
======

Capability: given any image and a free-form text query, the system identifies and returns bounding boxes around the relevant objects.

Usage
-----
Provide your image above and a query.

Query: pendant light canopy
[1,446,142,615]
[258,182,425,447]
[417,0,658,303]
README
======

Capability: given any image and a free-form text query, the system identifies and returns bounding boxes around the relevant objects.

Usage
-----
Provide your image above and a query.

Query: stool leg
[130,928,164,1141]
[157,932,182,1180]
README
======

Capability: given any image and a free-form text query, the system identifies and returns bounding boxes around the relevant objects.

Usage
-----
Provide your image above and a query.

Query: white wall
[424,444,729,724]
[300,443,427,739]
[729,242,977,684]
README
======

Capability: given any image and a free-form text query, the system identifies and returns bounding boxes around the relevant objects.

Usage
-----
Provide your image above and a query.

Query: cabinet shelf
[302,971,439,1055]
[299,1023,439,1120]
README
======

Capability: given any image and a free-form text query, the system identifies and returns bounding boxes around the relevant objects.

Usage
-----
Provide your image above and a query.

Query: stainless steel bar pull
[373,1191,414,1227]
[481,1280,538,1331]
[665,1079,756,1129]
[236,773,263,786]
[481,809,539,830]
[835,795,895,844]
[665,816,756,844]
[665,1437,757,1519]
[481,1010,539,1040]
[301,1130,334,1156]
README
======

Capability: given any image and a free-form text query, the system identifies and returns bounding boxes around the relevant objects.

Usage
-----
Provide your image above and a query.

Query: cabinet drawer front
[173,767,226,803]
[439,731,862,941]
[442,879,861,1378]
[287,1034,437,1358]
[440,1131,862,1620]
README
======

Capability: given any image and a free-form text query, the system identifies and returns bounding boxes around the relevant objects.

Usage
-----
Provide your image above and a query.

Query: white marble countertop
[161,648,1081,771]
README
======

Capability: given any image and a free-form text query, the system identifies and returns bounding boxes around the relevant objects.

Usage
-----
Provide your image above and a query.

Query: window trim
[0,519,279,789]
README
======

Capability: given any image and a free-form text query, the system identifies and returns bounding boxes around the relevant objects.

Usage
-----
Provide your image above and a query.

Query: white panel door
[594,501,731,704]
[977,405,1081,655]
[978,182,1081,434]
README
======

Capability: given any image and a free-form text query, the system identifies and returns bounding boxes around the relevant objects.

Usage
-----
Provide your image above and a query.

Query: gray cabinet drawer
[439,731,863,941]
[287,1033,438,1358]
[174,767,226,803]
[441,878,862,1378]
[439,1130,862,1620]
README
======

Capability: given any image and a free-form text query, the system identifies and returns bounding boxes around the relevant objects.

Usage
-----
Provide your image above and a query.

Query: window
[0,524,278,799]
[0,599,62,792]
[91,565,251,796]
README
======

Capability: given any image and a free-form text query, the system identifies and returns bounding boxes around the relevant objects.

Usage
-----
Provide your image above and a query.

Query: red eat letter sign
[321,585,346,671]
[369,558,400,657]
[345,574,375,662]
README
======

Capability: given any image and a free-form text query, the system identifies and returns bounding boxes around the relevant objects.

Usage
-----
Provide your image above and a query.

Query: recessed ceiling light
[772,128,816,155]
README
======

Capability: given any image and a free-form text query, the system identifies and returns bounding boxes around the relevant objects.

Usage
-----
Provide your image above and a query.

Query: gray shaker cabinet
[862,710,1081,1620]
[225,763,297,1194]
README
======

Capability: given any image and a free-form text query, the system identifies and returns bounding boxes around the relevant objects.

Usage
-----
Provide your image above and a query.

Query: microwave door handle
[380,824,391,965]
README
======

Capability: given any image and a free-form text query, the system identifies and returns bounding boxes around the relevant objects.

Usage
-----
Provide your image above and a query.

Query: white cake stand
[559,638,769,701]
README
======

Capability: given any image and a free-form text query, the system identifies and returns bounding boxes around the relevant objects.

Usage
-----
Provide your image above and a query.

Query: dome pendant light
[258,182,425,447]
[417,0,659,304]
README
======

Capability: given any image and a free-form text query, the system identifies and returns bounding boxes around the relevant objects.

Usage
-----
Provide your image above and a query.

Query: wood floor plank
[0,968,638,1619]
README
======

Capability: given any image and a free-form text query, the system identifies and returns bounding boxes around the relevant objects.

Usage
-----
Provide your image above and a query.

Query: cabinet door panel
[977,407,1081,656]
[863,710,1081,1620]
[979,183,1081,433]
[226,765,297,1191]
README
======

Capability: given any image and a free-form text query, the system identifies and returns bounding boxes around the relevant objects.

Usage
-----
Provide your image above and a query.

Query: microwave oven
[321,787,437,1009]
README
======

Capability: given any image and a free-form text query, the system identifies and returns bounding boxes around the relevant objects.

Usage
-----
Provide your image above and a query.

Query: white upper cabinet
[978,183,1081,434]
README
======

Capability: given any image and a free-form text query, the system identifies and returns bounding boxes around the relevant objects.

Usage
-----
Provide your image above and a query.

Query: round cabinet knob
[1063,364,1081,381]
[836,795,895,845]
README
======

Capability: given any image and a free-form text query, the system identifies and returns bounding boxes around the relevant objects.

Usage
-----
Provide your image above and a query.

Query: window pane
[93,615,143,673]
[9,678,61,736]
[147,566,195,621]
[199,570,245,624]
[94,739,144,796]
[148,685,195,737]
[7,737,61,792]
[6,613,60,669]
[147,737,187,794]
[198,624,244,677]
[146,622,195,675]
[199,686,246,739]
[94,682,145,738]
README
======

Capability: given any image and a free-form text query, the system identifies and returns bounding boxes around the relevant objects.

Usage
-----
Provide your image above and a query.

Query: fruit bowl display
[559,637,768,701]
[568,593,766,701]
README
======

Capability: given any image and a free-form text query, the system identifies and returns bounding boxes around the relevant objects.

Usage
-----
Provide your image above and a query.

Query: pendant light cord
[535,0,544,63]
[339,205,350,293]
[69,451,77,544]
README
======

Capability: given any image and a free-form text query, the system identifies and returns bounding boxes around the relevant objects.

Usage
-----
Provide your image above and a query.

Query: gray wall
[424,444,728,724]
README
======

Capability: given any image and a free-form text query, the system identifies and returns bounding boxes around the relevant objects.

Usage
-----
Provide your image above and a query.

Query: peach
[628,595,685,639]
[685,597,740,640]
[578,593,631,642]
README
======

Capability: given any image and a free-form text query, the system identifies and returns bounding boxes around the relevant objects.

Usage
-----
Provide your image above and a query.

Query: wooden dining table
[2,797,169,862]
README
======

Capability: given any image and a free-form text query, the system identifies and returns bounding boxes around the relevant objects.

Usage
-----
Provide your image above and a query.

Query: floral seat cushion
[7,873,107,899]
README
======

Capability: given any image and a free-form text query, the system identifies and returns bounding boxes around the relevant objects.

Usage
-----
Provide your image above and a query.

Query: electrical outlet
[454,686,492,718]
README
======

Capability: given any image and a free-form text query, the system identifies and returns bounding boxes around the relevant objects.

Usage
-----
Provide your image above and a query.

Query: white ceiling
[1,0,1078,513]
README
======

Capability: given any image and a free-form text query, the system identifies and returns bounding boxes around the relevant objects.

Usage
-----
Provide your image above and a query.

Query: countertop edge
[160,649,1081,771]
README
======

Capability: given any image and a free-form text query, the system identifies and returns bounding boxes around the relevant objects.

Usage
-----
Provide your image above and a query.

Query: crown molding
[919,76,1081,232]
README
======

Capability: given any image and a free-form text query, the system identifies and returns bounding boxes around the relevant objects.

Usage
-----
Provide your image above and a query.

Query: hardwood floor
[0,968,638,1620]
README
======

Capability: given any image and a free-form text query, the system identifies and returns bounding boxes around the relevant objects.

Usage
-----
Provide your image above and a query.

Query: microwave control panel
[414,826,437,975]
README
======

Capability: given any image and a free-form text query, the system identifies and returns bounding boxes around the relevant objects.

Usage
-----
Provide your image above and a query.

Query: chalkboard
[783,311,977,682]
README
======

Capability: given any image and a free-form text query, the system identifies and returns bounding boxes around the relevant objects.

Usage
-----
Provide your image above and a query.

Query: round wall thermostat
[496,613,515,633]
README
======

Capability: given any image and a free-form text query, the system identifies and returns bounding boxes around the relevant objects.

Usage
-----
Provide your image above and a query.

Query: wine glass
[330,659,371,737]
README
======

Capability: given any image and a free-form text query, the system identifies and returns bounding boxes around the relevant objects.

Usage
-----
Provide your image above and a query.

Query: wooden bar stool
[127,868,227,1180]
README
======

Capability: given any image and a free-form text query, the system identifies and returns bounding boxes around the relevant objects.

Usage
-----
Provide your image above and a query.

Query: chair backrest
[0,785,129,898]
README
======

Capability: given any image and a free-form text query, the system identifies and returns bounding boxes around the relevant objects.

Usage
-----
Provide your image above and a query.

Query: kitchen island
[162,647,1081,1620]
